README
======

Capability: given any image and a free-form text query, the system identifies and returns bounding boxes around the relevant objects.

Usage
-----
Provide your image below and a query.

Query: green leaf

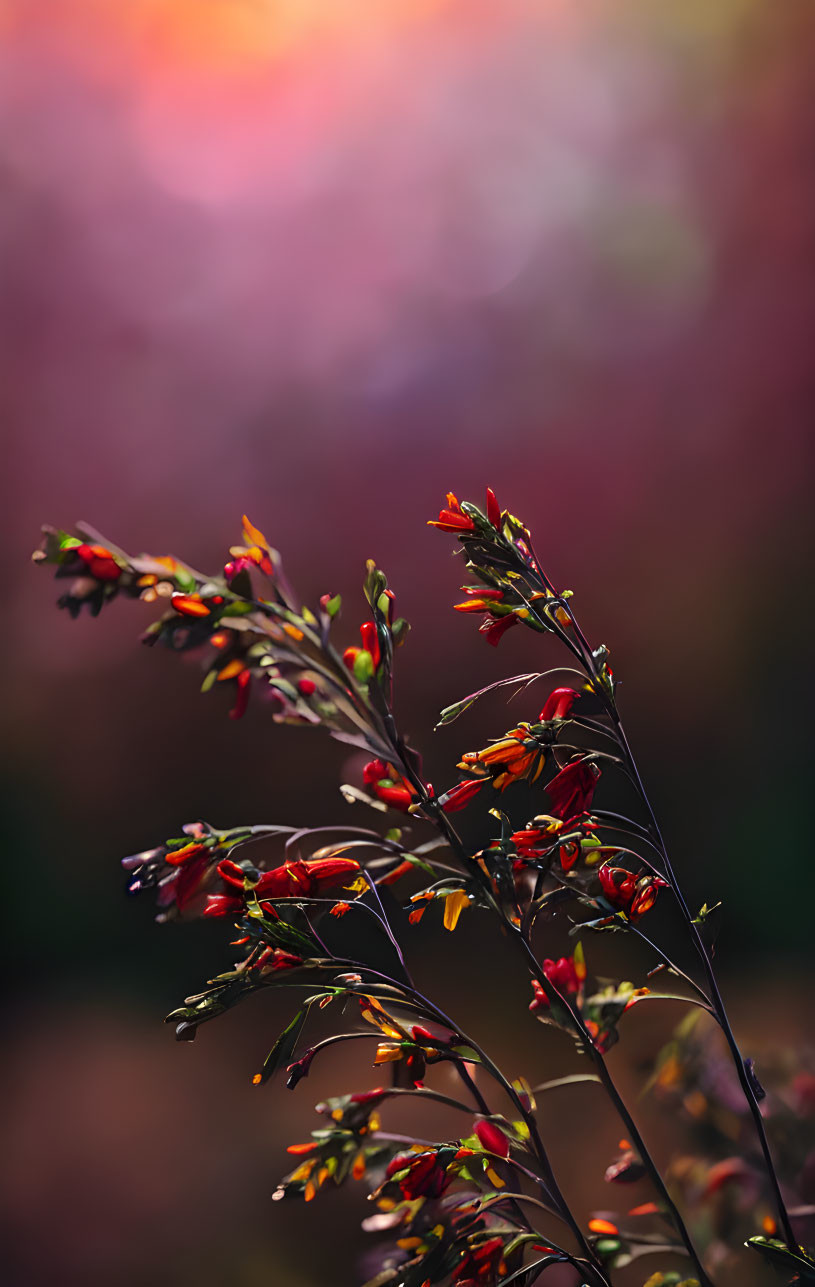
[746,1237,815,1282]
[254,1009,308,1086]
[398,853,437,877]
[363,560,388,609]
[353,650,375,682]
[451,1044,482,1062]
[390,618,409,647]
[531,1073,601,1093]
[436,699,476,727]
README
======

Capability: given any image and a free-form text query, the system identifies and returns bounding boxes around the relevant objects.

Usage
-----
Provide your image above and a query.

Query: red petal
[485,488,501,528]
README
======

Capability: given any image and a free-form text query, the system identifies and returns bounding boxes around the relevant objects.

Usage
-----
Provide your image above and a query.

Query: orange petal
[242,515,270,551]
[588,1218,618,1236]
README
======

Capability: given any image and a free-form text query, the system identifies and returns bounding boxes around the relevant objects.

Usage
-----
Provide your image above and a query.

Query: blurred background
[2,1,814,1284]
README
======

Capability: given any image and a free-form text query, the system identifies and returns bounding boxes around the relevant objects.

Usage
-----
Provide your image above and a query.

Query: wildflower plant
[34,495,815,1287]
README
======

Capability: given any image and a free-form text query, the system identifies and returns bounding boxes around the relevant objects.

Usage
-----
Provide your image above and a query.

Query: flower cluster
[34,491,812,1287]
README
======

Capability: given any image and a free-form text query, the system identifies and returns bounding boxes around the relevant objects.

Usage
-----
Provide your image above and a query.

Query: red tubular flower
[438,779,487,813]
[598,865,668,922]
[378,859,415,887]
[598,865,637,908]
[479,612,518,646]
[216,858,248,890]
[474,1119,510,1158]
[511,826,553,860]
[452,1237,506,1285]
[428,492,477,534]
[630,880,667,919]
[254,857,362,900]
[255,947,303,973]
[539,687,579,722]
[485,487,501,528]
[529,952,584,1012]
[385,1150,451,1200]
[545,758,599,820]
[359,621,381,669]
[76,543,122,581]
[362,759,417,811]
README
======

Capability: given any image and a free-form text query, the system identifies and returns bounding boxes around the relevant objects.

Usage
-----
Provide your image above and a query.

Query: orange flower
[457,724,548,791]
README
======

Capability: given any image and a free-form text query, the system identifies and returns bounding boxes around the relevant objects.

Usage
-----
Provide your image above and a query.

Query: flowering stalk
[32,499,813,1287]
[434,491,798,1256]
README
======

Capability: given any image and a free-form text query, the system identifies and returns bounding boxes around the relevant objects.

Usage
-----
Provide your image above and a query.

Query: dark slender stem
[555,597,798,1253]
[607,707,798,1251]
[380,758,611,1284]
[515,929,713,1287]
[331,959,582,1237]
[627,922,714,1011]
[391,705,708,1282]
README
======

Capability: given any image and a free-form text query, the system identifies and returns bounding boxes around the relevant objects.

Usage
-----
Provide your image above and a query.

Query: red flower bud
[539,687,579,722]
[359,621,381,669]
[257,948,302,973]
[77,543,122,581]
[254,857,361,899]
[343,646,361,670]
[297,678,317,696]
[171,593,211,618]
[474,1118,510,1158]
[385,1151,450,1199]
[485,487,501,528]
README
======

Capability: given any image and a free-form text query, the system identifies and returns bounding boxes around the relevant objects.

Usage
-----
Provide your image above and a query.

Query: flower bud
[474,1118,510,1158]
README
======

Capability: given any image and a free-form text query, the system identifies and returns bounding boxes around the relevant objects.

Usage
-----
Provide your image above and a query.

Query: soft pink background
[2,2,813,1284]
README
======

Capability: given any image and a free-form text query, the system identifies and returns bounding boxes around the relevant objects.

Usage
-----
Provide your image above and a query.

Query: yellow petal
[374,1042,403,1064]
[443,890,470,932]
